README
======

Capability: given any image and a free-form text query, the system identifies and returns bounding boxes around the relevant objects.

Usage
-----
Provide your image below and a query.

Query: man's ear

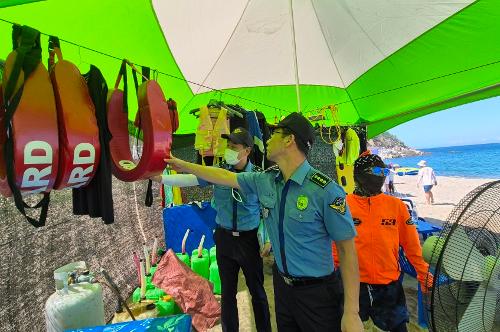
[285,133,295,147]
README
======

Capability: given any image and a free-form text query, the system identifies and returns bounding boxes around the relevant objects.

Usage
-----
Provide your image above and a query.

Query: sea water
[386,143,500,179]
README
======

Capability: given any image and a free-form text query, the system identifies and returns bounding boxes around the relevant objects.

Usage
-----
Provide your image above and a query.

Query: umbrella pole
[289,0,301,113]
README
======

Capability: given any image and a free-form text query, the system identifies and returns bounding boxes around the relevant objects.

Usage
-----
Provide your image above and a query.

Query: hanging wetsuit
[72,65,114,224]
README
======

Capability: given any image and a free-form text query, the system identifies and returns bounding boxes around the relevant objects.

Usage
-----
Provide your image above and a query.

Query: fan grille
[424,180,500,332]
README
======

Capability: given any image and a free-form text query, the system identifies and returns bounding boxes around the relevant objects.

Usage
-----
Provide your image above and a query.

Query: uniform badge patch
[310,172,332,188]
[329,197,346,215]
[297,195,308,210]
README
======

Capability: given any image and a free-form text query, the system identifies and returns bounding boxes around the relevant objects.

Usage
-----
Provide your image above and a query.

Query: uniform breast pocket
[289,209,317,235]
[213,186,232,206]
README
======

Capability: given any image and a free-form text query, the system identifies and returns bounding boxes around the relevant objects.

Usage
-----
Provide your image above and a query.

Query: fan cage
[424,180,500,332]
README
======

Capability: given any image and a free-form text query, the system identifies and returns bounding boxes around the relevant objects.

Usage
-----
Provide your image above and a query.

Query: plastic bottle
[191,251,209,279]
[209,261,221,294]
[191,235,209,279]
[209,246,217,265]
[176,229,191,266]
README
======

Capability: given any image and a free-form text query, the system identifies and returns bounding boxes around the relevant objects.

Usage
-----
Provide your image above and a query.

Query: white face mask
[224,148,241,165]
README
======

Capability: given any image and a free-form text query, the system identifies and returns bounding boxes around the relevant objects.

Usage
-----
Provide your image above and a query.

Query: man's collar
[232,160,252,173]
[275,160,311,185]
[244,160,253,172]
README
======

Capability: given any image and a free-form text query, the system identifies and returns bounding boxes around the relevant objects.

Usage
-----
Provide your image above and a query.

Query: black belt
[216,226,258,237]
[277,269,336,287]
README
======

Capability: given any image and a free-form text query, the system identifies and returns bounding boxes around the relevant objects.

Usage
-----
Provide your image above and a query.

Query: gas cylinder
[45,262,105,332]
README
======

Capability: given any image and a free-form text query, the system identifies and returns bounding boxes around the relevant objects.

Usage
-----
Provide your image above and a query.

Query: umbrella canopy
[1,0,499,137]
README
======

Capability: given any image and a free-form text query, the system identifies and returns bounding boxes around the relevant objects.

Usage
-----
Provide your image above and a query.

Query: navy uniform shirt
[237,160,356,277]
[198,161,262,231]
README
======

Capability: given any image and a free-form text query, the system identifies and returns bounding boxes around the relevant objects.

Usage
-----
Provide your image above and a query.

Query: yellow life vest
[212,108,229,158]
[194,106,213,156]
[194,106,229,164]
[335,128,360,194]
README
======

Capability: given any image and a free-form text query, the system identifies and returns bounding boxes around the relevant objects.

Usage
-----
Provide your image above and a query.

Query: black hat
[354,153,386,173]
[221,127,253,148]
[276,112,315,150]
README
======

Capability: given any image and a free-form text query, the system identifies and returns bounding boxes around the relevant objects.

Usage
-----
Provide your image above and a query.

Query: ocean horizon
[386,143,500,179]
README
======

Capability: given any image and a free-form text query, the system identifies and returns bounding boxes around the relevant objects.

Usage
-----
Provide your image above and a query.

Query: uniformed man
[152,128,272,332]
[165,113,363,332]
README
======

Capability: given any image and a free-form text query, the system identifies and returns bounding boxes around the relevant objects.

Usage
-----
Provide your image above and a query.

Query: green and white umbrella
[1,0,499,136]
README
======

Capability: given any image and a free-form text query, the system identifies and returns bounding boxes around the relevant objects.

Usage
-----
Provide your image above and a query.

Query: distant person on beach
[386,163,396,195]
[416,160,437,204]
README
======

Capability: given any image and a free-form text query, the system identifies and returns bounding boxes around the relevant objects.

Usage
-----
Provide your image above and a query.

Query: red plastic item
[107,62,173,182]
[1,54,59,197]
[49,46,100,189]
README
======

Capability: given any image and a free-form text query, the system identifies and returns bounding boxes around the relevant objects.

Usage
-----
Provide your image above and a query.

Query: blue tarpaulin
[66,315,192,332]
[163,202,217,254]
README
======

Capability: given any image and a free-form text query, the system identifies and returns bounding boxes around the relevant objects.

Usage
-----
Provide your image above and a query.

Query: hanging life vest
[107,60,173,182]
[335,127,361,194]
[1,25,59,227]
[194,106,229,164]
[48,36,100,190]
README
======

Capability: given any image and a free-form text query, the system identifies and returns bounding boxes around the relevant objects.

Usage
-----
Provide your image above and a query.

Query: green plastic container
[191,248,209,279]
[132,287,166,303]
[176,253,190,266]
[173,302,183,314]
[132,287,142,303]
[209,262,221,294]
[150,265,158,276]
[156,297,175,316]
[209,246,217,265]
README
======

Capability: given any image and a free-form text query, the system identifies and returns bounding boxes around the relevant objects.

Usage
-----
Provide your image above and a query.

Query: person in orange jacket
[333,152,432,332]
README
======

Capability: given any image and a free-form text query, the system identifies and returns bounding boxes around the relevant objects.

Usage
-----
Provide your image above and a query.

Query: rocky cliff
[368,132,424,159]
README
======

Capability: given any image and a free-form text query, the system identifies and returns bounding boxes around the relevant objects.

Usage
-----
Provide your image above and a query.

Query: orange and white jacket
[333,193,429,288]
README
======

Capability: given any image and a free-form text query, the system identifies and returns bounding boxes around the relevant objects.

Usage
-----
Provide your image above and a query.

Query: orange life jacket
[333,193,429,287]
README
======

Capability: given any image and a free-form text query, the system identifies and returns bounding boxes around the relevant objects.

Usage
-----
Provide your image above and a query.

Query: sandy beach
[208,175,498,332]
[393,175,497,225]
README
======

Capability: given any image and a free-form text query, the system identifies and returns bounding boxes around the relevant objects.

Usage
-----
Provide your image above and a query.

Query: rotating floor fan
[422,180,500,332]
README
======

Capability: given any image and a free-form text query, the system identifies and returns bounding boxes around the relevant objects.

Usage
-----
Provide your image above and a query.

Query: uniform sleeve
[323,185,357,242]
[398,201,429,287]
[195,166,219,187]
[196,177,210,187]
[236,172,264,194]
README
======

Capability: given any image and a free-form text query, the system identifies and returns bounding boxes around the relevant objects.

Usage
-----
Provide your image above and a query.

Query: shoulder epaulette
[252,164,263,172]
[310,171,332,188]
[264,165,280,173]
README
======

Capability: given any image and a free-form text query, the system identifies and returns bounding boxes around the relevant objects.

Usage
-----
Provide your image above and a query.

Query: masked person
[164,113,363,332]
[338,152,432,332]
[152,127,272,332]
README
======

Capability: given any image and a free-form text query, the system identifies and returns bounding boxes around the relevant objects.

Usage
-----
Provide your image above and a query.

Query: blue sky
[389,96,500,149]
